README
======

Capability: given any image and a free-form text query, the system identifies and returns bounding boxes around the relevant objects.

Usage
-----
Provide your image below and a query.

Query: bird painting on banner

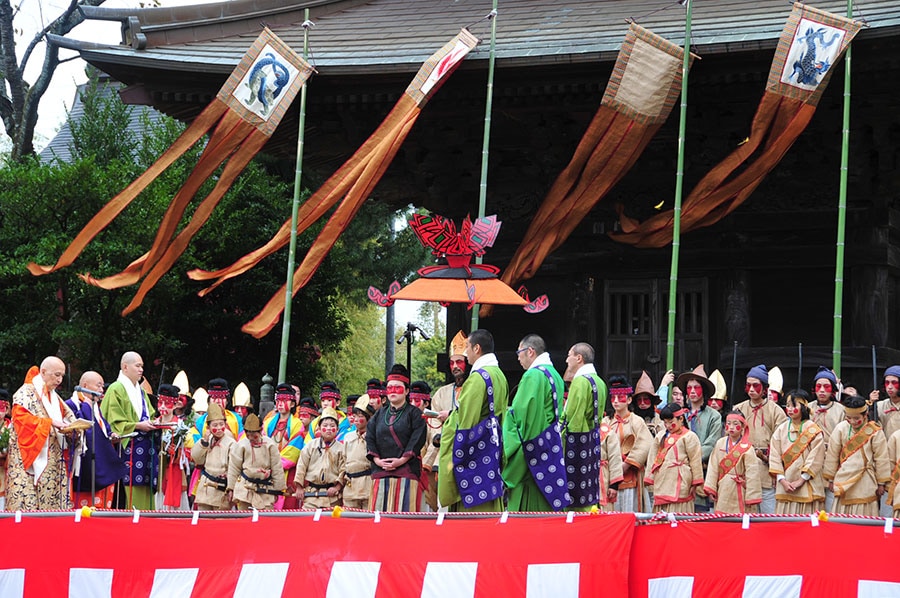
[27,29,314,314]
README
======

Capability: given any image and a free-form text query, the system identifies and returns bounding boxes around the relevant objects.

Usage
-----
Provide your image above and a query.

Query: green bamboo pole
[470,1,498,331]
[832,0,853,378]
[278,9,312,384]
[665,0,693,374]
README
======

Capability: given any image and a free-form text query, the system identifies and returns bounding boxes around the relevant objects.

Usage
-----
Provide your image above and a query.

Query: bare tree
[0,0,106,161]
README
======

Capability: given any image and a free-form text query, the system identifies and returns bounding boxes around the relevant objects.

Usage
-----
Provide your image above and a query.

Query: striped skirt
[370,476,423,512]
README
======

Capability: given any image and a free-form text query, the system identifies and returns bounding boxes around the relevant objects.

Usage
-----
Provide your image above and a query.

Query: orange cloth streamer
[610,3,862,248]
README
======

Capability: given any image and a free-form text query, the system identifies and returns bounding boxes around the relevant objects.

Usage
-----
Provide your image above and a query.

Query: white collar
[471,353,498,370]
[528,352,553,370]
[117,371,146,420]
[575,363,597,377]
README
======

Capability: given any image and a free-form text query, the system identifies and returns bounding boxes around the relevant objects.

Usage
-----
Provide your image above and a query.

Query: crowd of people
[3,334,900,518]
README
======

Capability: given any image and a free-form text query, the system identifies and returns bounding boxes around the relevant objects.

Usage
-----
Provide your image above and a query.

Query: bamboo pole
[831,0,853,378]
[470,0,498,331]
[278,10,312,383]
[665,0,693,374]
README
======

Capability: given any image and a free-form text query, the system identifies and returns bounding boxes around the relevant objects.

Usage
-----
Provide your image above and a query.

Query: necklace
[787,420,804,442]
[384,401,406,425]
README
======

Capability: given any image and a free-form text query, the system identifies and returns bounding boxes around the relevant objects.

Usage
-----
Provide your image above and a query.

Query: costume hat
[192,387,209,413]
[884,365,900,380]
[768,366,783,395]
[450,330,467,357]
[353,394,377,418]
[746,364,769,386]
[207,401,226,422]
[157,384,179,399]
[409,380,432,403]
[172,370,191,397]
[233,382,252,408]
[243,413,262,432]
[319,381,341,404]
[675,364,715,399]
[632,371,660,405]
[813,366,837,387]
[709,369,728,401]
[275,383,297,402]
[320,407,340,426]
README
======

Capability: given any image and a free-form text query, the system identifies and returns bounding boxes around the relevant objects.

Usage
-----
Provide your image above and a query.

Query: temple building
[54,0,900,390]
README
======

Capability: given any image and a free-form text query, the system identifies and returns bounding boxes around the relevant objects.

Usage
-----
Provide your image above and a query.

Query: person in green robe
[438,329,509,511]
[502,334,568,511]
[101,351,159,510]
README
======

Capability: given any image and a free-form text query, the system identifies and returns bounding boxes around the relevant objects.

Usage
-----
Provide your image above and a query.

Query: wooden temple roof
[64,0,900,77]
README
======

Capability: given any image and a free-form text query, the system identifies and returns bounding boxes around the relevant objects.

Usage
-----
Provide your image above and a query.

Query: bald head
[120,351,144,385]
[39,356,66,392]
[79,371,105,398]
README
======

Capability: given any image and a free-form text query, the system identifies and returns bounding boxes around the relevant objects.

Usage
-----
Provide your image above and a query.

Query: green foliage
[0,78,432,396]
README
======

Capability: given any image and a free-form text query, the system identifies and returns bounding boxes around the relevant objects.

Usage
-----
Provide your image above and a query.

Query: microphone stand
[397,322,431,381]
[89,395,96,504]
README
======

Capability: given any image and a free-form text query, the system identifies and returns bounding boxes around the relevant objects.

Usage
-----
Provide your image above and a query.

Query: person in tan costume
[228,413,285,509]
[192,402,236,510]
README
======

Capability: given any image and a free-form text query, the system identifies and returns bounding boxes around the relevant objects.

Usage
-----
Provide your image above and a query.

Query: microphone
[74,386,103,397]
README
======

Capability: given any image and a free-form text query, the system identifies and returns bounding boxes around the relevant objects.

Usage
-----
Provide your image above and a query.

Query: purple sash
[519,366,571,511]
[564,375,601,507]
[452,369,504,508]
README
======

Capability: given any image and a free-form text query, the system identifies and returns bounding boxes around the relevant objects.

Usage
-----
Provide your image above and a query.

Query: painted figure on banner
[65,371,126,509]
[603,373,654,513]
[645,404,704,513]
[824,394,891,517]
[101,351,158,510]
[7,357,77,510]
[768,390,825,515]
[191,402,235,510]
[786,24,843,87]
[227,413,285,510]
[561,342,608,511]
[503,334,571,512]
[438,329,508,513]
[423,331,467,510]
[367,365,427,512]
[154,384,191,510]
[703,410,761,514]
[262,383,304,509]
[342,395,376,509]
[733,365,787,514]
[295,408,345,510]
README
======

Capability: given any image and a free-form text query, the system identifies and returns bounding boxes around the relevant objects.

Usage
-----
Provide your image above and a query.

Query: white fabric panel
[0,569,25,598]
[421,562,478,598]
[648,576,694,598]
[68,568,113,598]
[858,580,900,597]
[149,568,199,598]
[233,563,290,598]
[527,563,580,598]
[742,575,802,598]
[326,562,381,598]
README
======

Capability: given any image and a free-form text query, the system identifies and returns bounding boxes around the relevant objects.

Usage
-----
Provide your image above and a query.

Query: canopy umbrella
[369,213,547,313]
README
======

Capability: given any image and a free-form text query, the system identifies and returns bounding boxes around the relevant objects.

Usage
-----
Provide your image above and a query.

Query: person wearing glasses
[734,364,787,514]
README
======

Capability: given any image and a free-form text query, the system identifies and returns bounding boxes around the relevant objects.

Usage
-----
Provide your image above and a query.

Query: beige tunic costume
[598,424,624,512]
[884,429,900,518]
[810,401,845,447]
[876,398,900,442]
[768,420,826,514]
[824,421,891,516]
[228,436,286,510]
[423,382,457,510]
[296,436,346,509]
[604,412,653,512]
[703,436,761,514]
[645,429,704,513]
[342,431,373,509]
[191,434,236,509]
[734,399,787,492]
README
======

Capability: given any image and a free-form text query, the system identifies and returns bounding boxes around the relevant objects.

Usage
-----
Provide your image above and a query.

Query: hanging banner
[611,2,863,248]
[187,29,480,338]
[27,28,313,316]
[0,513,634,597]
